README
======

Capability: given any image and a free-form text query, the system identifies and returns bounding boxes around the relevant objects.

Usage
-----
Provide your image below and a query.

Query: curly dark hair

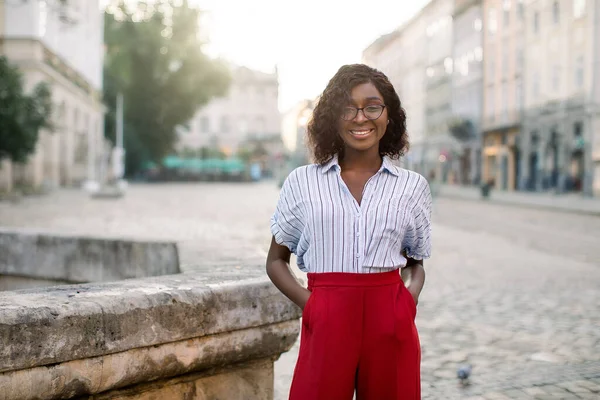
[307,64,408,164]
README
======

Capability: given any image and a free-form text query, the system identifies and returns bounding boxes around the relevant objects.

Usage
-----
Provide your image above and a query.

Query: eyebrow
[349,96,383,104]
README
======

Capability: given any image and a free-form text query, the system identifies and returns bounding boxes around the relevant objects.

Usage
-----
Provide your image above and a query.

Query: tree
[447,117,475,142]
[103,0,231,176]
[0,56,53,163]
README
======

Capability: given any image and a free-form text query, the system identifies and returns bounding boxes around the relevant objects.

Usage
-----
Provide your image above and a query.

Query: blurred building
[423,0,459,183]
[177,66,281,158]
[362,18,427,172]
[281,99,314,166]
[481,0,525,191]
[363,19,427,173]
[452,0,484,185]
[364,0,600,196]
[0,0,105,191]
[520,0,600,196]
[398,11,429,175]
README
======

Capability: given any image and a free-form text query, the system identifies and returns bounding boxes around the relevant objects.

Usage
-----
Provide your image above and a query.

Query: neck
[339,147,382,172]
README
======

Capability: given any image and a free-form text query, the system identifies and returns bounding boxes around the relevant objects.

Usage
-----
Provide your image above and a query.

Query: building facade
[452,0,484,185]
[394,14,428,174]
[0,0,105,191]
[423,0,459,182]
[281,99,314,166]
[177,66,281,157]
[363,18,429,173]
[481,0,526,191]
[363,0,600,195]
[520,0,599,196]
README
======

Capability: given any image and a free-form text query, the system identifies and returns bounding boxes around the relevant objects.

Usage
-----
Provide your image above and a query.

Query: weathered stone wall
[0,228,180,290]
[0,272,301,399]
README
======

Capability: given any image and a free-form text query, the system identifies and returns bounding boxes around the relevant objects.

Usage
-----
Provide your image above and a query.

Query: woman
[267,64,432,399]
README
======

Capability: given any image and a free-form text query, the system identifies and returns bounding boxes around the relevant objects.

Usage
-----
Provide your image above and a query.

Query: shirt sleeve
[402,175,432,260]
[270,170,305,254]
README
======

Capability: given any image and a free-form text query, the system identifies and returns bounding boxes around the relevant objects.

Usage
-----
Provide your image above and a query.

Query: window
[444,57,453,74]
[238,117,247,134]
[516,78,523,110]
[575,56,584,88]
[501,82,508,118]
[552,65,560,91]
[516,47,524,72]
[200,117,209,133]
[73,108,79,133]
[474,18,482,32]
[39,0,48,36]
[503,0,511,27]
[502,46,509,78]
[553,1,560,24]
[574,0,586,18]
[83,114,89,136]
[533,73,540,100]
[254,117,265,134]
[533,11,539,33]
[488,48,496,82]
[487,86,495,117]
[488,8,498,36]
[220,116,230,133]
[517,0,525,19]
[474,46,483,62]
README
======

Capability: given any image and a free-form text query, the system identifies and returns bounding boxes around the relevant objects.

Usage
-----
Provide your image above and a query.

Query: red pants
[289,270,421,400]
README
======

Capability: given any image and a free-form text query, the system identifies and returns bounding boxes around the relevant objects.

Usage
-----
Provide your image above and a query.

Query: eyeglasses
[341,105,386,121]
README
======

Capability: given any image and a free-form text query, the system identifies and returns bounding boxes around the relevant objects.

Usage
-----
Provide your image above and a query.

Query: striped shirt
[270,155,432,274]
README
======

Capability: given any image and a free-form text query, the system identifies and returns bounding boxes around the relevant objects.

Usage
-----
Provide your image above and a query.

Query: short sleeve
[270,171,305,254]
[402,175,432,260]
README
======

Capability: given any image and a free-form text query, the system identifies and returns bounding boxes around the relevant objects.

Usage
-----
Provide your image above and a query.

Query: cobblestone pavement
[1,182,599,399]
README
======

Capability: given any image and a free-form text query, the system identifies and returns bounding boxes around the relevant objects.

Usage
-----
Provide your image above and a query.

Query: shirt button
[356,253,360,258]
[356,232,360,237]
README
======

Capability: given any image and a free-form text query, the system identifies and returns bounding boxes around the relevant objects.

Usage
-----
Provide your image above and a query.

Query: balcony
[482,109,522,132]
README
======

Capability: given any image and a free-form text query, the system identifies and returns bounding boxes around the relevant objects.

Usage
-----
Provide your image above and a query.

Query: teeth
[350,129,371,136]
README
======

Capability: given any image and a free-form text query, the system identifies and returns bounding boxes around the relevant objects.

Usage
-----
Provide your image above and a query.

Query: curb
[437,192,600,217]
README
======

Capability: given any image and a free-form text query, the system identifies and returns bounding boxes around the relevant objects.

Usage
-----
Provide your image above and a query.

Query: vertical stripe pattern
[270,155,432,273]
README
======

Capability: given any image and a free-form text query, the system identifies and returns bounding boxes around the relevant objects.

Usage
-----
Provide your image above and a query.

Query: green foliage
[447,117,474,142]
[103,0,231,176]
[199,146,226,160]
[0,56,53,163]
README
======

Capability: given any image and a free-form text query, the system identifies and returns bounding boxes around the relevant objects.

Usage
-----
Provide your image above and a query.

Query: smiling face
[338,82,388,155]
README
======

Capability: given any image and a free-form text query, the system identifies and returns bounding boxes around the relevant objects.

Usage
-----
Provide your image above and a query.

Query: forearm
[266,259,311,309]
[403,258,426,304]
[405,262,425,293]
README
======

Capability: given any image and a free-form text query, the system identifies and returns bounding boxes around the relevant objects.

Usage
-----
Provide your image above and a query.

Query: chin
[344,141,380,153]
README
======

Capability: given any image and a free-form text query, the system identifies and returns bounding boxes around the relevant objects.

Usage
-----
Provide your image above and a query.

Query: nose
[354,108,369,123]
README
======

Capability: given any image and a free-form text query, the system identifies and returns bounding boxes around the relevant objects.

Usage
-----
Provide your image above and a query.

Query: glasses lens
[342,107,357,121]
[364,105,384,120]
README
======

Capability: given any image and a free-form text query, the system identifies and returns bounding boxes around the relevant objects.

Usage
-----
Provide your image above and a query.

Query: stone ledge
[0,320,298,400]
[0,228,180,284]
[94,358,276,400]
[0,273,301,373]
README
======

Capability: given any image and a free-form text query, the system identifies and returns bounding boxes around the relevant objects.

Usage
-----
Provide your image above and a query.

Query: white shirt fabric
[271,155,432,273]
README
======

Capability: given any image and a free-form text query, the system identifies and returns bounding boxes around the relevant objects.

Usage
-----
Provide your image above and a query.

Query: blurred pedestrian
[428,170,440,201]
[266,64,432,399]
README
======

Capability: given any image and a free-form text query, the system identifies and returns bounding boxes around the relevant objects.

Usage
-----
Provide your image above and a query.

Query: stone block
[0,229,180,289]
[0,273,302,399]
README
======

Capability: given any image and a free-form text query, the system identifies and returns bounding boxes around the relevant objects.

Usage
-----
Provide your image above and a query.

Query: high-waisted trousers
[289,269,421,400]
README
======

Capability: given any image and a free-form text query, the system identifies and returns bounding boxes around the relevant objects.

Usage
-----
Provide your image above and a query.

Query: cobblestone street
[1,181,599,399]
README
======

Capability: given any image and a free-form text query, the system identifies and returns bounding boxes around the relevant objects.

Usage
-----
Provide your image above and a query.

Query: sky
[193,0,430,112]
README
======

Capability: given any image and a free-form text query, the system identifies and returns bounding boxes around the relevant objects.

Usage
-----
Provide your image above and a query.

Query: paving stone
[1,184,599,400]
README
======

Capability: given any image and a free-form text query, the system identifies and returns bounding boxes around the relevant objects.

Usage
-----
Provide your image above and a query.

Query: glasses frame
[341,104,387,121]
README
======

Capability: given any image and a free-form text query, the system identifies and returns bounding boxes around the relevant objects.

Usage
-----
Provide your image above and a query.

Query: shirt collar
[321,154,399,177]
